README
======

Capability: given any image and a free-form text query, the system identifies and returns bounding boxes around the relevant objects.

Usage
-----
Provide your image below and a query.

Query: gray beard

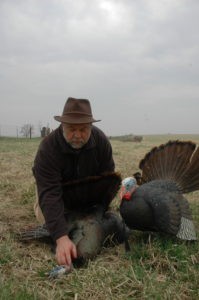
[63,132,85,149]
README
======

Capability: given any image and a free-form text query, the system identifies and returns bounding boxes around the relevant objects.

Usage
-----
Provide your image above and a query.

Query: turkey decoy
[120,140,199,240]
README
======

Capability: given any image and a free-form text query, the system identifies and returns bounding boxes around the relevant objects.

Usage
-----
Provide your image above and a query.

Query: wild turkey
[120,140,199,240]
[19,172,128,259]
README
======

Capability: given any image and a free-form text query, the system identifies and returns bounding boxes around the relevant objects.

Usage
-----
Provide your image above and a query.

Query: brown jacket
[32,125,115,241]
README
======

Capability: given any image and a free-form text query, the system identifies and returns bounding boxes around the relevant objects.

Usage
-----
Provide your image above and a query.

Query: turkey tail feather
[139,140,199,193]
[179,146,199,192]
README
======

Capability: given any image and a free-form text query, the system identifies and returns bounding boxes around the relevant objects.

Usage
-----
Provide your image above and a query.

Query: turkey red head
[120,177,137,201]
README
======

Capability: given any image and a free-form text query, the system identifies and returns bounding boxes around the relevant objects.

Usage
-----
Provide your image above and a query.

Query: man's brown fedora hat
[54,97,101,124]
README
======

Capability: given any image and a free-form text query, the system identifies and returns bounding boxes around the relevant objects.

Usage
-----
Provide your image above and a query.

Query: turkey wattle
[120,140,199,240]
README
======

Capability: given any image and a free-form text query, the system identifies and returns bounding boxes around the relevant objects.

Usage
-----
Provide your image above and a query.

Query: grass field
[0,135,199,300]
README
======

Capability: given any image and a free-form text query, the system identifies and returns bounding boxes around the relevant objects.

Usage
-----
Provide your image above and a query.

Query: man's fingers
[55,237,77,266]
[65,252,72,266]
[56,248,73,266]
[56,252,71,266]
[56,252,64,266]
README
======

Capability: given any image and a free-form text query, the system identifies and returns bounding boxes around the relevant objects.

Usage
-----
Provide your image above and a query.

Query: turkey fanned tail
[139,140,199,193]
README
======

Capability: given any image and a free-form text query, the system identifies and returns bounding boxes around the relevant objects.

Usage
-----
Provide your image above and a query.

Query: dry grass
[0,135,199,300]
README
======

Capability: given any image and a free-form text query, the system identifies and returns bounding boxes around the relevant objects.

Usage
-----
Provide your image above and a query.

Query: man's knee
[33,188,45,224]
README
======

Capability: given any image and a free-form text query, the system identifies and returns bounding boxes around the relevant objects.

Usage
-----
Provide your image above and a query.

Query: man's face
[62,123,92,149]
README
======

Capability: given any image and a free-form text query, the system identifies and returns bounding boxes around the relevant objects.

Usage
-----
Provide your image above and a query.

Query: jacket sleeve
[33,148,68,241]
[98,135,115,173]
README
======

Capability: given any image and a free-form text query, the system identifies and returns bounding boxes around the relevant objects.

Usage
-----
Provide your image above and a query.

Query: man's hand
[56,235,77,266]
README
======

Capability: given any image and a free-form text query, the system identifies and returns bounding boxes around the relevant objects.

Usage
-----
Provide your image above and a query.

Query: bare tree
[40,124,51,138]
[38,121,43,134]
[20,124,34,139]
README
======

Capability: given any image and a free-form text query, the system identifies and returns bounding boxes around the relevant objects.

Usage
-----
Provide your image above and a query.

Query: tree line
[20,124,51,139]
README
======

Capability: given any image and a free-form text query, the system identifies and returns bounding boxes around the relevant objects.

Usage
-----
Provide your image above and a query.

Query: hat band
[63,112,93,116]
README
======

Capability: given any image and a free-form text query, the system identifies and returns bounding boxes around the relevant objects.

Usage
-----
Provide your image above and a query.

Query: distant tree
[40,125,51,138]
[38,121,42,134]
[20,124,34,139]
[40,126,46,138]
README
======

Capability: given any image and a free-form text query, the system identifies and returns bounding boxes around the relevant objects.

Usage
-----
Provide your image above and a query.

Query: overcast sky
[0,0,199,136]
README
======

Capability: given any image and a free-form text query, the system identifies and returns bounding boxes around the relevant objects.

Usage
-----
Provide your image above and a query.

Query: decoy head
[119,177,137,201]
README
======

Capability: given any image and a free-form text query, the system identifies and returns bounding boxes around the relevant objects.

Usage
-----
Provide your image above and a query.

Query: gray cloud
[0,0,199,136]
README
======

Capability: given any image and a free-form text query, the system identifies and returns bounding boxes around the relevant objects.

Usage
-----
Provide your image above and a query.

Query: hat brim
[54,115,101,124]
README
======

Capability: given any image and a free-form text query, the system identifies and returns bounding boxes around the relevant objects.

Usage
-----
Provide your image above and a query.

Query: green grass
[0,135,199,299]
[0,281,36,300]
